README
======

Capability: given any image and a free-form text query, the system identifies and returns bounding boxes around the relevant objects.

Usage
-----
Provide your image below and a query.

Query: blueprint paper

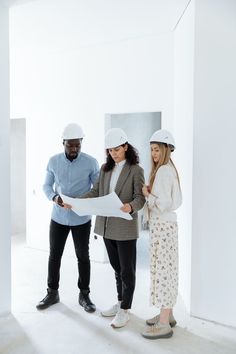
[61,191,132,220]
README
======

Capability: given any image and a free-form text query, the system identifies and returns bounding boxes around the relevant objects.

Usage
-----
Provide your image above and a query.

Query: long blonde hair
[149,143,181,190]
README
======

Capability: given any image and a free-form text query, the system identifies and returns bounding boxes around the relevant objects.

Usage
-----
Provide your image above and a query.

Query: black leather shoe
[36,288,59,310]
[79,292,96,313]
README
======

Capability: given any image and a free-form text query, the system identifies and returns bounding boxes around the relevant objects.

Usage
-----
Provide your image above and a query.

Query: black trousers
[47,219,91,292]
[103,238,137,310]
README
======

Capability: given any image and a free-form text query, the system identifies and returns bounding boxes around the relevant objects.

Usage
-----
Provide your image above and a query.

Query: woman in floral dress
[142,129,182,339]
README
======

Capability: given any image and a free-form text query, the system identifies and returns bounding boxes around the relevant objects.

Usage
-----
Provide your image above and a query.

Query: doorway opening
[105,111,161,268]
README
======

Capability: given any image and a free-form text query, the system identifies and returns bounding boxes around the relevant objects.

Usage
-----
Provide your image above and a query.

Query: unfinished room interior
[0,0,236,353]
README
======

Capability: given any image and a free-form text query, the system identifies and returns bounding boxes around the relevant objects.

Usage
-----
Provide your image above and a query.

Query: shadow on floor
[54,303,236,354]
[0,314,38,354]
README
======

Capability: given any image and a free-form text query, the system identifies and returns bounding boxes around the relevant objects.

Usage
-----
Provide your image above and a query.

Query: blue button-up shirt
[43,152,100,226]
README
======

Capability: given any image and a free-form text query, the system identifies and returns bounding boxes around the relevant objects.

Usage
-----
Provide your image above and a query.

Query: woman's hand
[63,203,72,209]
[120,203,132,213]
[142,185,150,198]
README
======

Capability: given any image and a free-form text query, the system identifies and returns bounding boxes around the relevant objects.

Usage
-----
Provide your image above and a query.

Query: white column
[0,4,11,316]
[174,0,195,313]
[191,0,236,326]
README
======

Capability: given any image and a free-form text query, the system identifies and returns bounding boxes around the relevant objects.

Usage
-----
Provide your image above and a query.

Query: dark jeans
[103,238,137,310]
[47,219,91,292]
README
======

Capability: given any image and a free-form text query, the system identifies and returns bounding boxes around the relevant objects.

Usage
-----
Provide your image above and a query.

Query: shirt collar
[115,159,126,167]
[63,151,81,162]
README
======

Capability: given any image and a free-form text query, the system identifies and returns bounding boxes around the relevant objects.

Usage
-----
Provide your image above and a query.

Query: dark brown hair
[103,143,139,172]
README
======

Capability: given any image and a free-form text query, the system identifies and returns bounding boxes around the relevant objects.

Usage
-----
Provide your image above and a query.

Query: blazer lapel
[115,163,131,196]
[104,170,112,195]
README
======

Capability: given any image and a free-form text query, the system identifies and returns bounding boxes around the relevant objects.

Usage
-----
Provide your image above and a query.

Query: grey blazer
[84,162,145,241]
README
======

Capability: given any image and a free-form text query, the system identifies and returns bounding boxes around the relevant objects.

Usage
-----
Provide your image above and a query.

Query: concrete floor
[0,234,236,354]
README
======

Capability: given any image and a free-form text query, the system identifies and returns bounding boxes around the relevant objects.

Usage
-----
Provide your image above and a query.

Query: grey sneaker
[142,322,173,339]
[101,302,120,317]
[146,313,177,327]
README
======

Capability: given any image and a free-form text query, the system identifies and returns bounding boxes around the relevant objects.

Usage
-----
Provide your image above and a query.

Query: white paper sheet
[61,192,132,220]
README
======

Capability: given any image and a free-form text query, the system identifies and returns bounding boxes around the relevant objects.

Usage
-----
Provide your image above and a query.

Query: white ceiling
[6,0,190,31]
[8,0,191,50]
[1,0,37,7]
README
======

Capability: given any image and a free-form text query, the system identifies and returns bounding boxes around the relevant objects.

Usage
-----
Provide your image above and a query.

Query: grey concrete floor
[0,234,235,354]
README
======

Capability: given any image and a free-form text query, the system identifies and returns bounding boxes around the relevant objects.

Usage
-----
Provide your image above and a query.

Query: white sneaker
[101,302,120,317]
[110,309,129,328]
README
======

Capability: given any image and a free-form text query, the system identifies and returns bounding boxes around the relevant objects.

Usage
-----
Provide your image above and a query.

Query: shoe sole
[101,312,117,317]
[79,301,96,313]
[84,306,96,313]
[146,320,177,328]
[142,330,173,339]
[36,299,60,310]
[110,320,129,328]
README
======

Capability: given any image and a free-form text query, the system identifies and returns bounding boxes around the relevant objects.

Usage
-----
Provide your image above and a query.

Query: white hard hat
[62,123,85,140]
[149,129,175,151]
[105,128,128,149]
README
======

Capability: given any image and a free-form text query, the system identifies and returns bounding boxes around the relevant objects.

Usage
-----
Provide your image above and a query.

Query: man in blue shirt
[36,123,99,313]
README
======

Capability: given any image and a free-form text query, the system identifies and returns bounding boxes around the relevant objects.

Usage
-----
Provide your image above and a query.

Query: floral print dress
[145,162,182,309]
[149,219,178,308]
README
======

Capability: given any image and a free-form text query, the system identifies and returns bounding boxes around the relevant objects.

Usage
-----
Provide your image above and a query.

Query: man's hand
[63,203,72,209]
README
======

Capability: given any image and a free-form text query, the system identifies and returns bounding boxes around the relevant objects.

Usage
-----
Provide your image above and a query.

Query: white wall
[174,0,195,313]
[10,2,175,260]
[191,0,236,327]
[10,118,26,236]
[0,4,11,316]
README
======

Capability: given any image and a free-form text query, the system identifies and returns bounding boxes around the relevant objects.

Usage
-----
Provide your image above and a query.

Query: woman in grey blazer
[84,128,145,328]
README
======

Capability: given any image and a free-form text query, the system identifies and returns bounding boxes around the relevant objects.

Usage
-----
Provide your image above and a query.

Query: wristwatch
[52,194,59,202]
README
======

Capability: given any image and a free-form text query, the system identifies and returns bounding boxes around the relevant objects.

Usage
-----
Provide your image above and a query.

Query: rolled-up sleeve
[83,167,102,199]
[90,159,100,186]
[43,160,56,201]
